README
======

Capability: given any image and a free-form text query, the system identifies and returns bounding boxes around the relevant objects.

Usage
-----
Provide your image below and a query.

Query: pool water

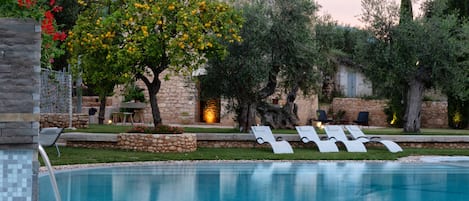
[39,162,469,201]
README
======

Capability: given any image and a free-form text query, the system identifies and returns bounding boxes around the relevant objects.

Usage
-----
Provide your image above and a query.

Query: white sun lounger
[251,126,294,154]
[345,125,403,153]
[39,127,64,157]
[324,125,367,152]
[295,126,339,152]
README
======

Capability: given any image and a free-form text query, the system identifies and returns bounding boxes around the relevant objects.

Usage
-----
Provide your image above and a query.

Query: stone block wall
[109,72,200,125]
[0,18,41,201]
[80,96,112,107]
[117,133,197,153]
[421,101,448,128]
[108,71,318,127]
[156,73,198,125]
[331,98,449,128]
[331,98,388,127]
[40,113,89,128]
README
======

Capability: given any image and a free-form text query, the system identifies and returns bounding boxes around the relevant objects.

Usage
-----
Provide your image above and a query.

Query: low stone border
[117,133,196,153]
[41,113,89,128]
[64,133,197,153]
[62,133,469,150]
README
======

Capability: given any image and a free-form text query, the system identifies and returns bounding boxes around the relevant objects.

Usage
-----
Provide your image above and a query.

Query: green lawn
[42,146,469,166]
[66,124,469,135]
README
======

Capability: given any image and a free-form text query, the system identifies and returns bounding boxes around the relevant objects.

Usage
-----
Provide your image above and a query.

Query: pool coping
[40,155,437,173]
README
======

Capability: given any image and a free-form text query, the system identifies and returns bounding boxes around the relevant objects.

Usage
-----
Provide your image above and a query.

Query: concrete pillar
[0,18,41,201]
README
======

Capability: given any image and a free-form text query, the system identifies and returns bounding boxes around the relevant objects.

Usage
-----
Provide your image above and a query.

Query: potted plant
[123,83,145,103]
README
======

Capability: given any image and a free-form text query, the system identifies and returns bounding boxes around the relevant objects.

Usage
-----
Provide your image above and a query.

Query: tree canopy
[357,0,469,132]
[201,0,321,131]
[68,0,243,126]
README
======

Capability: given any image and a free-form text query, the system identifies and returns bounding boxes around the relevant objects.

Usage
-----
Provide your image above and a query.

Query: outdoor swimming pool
[39,161,469,201]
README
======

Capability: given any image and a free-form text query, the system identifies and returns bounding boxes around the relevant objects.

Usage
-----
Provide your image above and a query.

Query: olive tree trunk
[237,102,257,132]
[403,79,425,132]
[257,87,299,129]
[98,95,107,125]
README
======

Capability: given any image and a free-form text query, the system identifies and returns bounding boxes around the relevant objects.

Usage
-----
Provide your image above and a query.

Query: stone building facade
[88,71,320,127]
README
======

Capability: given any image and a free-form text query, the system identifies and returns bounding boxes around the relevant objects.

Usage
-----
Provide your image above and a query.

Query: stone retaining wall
[117,133,196,153]
[398,142,469,149]
[67,141,117,149]
[40,113,89,128]
[197,141,469,149]
[67,139,469,150]
[331,98,388,127]
[420,101,448,128]
[331,98,448,128]
[62,133,469,151]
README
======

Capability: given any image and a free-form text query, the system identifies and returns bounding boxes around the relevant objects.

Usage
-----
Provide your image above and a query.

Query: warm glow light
[203,99,219,124]
[316,122,322,128]
[390,112,398,125]
[108,120,113,125]
[453,111,462,124]
[204,110,216,123]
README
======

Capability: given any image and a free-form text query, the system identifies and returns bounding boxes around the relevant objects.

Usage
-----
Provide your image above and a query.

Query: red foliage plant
[17,0,67,41]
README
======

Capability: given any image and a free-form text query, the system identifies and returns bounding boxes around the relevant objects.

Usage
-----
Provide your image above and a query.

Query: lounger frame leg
[55,144,61,157]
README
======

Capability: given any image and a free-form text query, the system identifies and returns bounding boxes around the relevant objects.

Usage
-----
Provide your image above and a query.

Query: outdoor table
[119,102,146,125]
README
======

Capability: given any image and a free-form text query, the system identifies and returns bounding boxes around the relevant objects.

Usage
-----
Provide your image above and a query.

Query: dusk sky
[315,0,420,27]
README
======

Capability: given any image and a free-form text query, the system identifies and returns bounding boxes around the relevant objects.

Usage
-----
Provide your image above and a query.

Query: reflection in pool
[40,162,469,201]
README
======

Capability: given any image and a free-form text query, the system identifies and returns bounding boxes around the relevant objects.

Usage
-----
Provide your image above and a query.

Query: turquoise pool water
[40,162,469,201]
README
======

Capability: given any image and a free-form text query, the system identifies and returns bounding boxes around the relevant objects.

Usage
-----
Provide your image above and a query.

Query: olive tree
[358,0,469,132]
[201,0,321,131]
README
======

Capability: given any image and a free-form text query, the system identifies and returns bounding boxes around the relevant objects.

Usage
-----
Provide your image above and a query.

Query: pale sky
[315,0,419,27]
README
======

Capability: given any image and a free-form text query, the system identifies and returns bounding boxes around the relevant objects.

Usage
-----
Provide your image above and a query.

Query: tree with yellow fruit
[68,0,243,126]
[67,1,133,124]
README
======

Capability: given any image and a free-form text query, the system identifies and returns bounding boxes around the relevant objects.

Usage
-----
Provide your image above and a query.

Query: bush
[127,125,184,134]
[448,96,469,129]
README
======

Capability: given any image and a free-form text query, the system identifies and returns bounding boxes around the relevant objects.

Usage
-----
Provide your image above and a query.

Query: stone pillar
[0,18,41,201]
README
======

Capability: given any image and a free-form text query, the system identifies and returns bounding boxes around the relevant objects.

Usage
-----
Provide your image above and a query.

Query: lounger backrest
[251,126,276,142]
[357,112,369,123]
[39,127,63,146]
[345,125,366,139]
[324,125,348,141]
[296,126,320,141]
[317,110,328,121]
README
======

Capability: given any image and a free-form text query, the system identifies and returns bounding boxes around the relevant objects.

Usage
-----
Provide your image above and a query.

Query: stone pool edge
[40,156,437,173]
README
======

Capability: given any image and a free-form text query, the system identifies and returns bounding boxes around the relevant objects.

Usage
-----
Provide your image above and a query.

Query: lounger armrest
[276,136,284,141]
[301,137,310,143]
[366,136,382,142]
[256,137,265,144]
[356,136,370,140]
[328,136,337,141]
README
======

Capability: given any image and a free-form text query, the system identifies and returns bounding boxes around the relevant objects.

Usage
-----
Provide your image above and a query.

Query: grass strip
[41,147,469,166]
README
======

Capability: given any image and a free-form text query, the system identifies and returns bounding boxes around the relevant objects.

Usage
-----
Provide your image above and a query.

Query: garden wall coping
[62,132,469,143]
